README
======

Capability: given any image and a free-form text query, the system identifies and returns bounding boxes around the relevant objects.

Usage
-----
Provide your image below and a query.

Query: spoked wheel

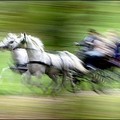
[101,68,120,90]
[90,69,113,94]
[108,68,120,82]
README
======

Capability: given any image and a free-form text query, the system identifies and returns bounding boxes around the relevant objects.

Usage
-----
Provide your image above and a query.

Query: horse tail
[74,60,89,74]
[64,51,89,74]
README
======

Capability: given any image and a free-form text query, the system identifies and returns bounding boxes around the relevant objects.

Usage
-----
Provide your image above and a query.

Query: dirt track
[0,95,60,119]
[0,90,120,119]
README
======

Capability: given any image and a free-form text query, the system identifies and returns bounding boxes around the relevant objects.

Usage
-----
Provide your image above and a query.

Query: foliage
[0,1,120,51]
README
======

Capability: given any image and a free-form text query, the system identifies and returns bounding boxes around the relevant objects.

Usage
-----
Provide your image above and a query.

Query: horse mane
[28,35,44,47]
[7,33,18,39]
[24,34,45,52]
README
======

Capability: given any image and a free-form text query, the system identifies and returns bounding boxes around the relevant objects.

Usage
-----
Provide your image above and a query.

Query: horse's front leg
[0,66,10,80]
[46,67,63,94]
[21,70,32,85]
[22,70,46,93]
[20,70,32,93]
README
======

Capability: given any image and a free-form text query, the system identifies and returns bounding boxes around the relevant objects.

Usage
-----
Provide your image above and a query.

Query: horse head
[0,33,25,50]
[0,33,45,52]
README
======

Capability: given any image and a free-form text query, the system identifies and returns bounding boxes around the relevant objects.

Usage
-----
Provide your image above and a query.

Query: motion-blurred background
[0,1,120,51]
[0,1,120,119]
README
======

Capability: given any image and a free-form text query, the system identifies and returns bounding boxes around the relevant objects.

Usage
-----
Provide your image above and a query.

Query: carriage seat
[83,50,113,70]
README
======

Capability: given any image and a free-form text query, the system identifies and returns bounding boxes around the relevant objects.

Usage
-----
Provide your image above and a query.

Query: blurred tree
[0,1,120,52]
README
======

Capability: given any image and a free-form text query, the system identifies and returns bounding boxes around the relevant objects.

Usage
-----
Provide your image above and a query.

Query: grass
[0,50,120,96]
[0,51,56,96]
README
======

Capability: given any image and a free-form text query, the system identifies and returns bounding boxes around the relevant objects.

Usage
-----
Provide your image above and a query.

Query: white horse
[0,48,28,79]
[0,34,29,79]
[0,33,89,93]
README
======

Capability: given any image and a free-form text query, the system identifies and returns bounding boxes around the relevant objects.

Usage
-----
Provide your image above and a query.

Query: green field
[0,51,55,96]
[0,50,120,95]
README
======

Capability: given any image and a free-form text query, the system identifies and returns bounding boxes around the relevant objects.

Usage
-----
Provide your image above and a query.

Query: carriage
[73,41,120,93]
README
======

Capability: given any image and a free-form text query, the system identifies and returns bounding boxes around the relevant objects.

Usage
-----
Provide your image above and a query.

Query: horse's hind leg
[21,70,31,85]
[47,73,59,94]
[63,71,77,93]
[46,67,63,94]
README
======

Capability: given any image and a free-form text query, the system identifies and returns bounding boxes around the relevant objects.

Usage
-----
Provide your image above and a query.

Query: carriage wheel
[101,68,120,91]
[89,69,112,94]
[108,68,120,82]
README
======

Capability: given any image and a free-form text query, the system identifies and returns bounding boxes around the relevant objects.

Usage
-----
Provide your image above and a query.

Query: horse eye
[9,41,14,44]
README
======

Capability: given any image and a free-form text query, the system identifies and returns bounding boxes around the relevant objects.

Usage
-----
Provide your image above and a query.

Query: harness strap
[28,61,62,72]
[28,61,50,67]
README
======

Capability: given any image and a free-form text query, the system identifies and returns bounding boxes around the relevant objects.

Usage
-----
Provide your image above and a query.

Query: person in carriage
[75,29,102,52]
[74,29,104,60]
[83,29,120,69]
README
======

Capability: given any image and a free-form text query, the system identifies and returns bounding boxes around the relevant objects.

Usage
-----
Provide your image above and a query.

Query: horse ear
[23,33,26,40]
[20,33,26,44]
[20,33,24,38]
[23,33,26,36]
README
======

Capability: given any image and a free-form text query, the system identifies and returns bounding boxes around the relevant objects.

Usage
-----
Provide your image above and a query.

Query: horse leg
[21,70,31,85]
[0,66,10,78]
[0,66,10,84]
[22,70,46,93]
[48,70,73,93]
[47,73,59,94]
[51,69,77,93]
[46,67,63,94]
[20,70,31,93]
[32,72,48,93]
[64,71,77,93]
